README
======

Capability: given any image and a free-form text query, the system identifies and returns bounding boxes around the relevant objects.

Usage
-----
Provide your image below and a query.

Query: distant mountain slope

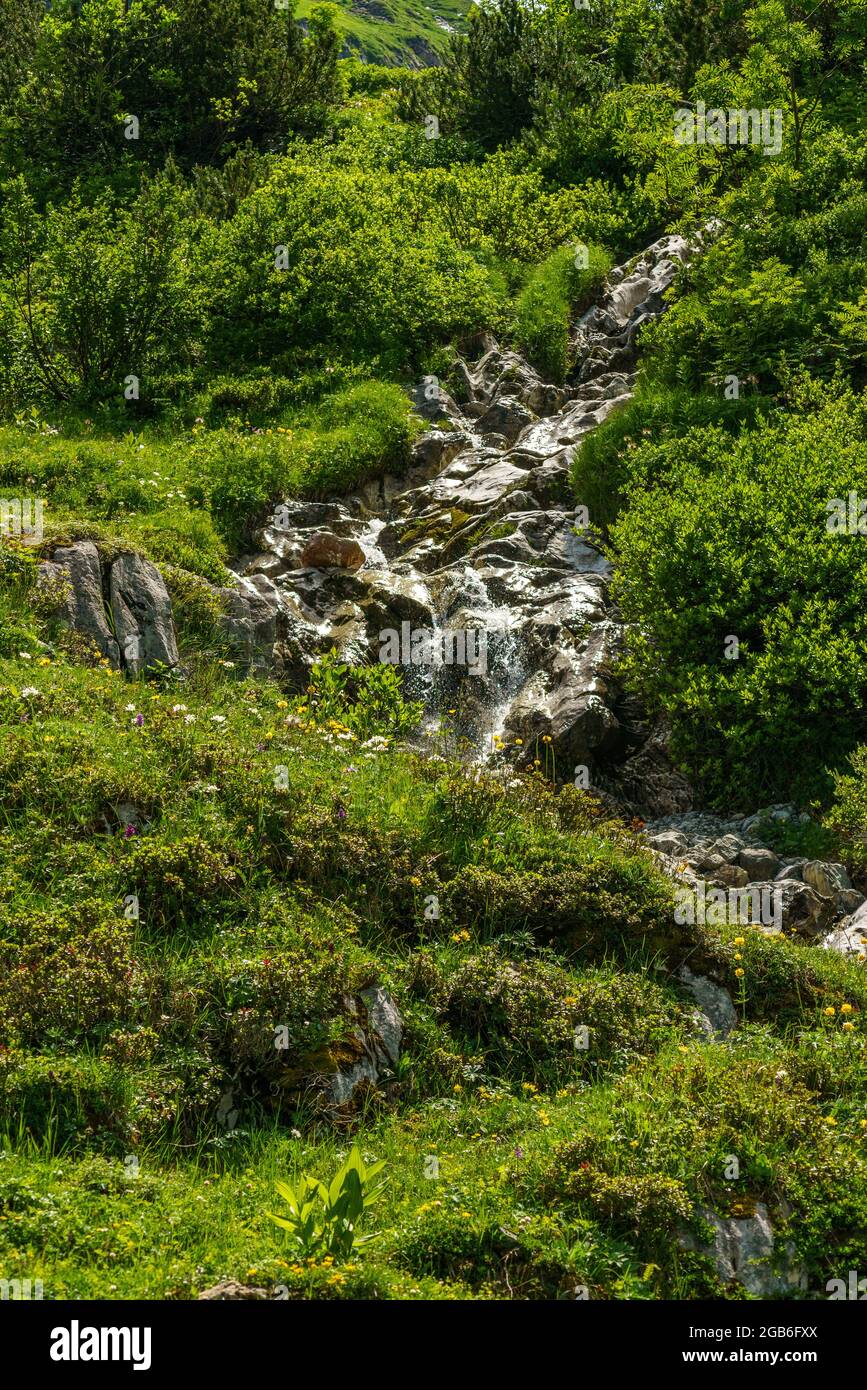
[296,0,468,67]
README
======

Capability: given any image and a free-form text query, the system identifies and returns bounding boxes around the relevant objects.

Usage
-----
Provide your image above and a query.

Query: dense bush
[610,383,867,804]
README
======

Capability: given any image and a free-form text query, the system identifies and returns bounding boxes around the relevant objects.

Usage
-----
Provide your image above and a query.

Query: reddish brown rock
[300,533,365,570]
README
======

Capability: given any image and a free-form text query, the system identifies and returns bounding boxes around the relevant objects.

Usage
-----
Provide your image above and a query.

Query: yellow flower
[453,1084,462,1093]
[843,1022,855,1032]
[841,1003,853,1015]
[276,700,288,710]
[824,1116,837,1125]
[515,738,523,746]
[542,735,552,744]
[734,952,742,961]
[409,876,422,887]
[824,1006,836,1017]
[735,968,744,978]
[733,936,745,946]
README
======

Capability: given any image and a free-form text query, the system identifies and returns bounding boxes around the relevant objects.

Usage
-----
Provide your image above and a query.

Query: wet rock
[216,577,282,671]
[301,533,366,570]
[476,395,535,442]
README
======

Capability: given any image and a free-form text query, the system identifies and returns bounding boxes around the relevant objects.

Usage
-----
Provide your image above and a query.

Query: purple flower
[336,807,346,820]
[124,824,137,839]
[514,1146,524,1160]
[135,713,144,727]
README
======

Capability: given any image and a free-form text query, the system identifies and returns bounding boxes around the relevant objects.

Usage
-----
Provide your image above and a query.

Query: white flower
[220,660,236,669]
[360,736,389,750]
[210,715,226,724]
[171,703,188,714]
[184,714,196,725]
[18,651,32,660]
[20,686,40,698]
[125,703,137,712]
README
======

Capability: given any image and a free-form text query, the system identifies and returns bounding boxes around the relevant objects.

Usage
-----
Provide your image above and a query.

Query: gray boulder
[39,541,120,667]
[109,553,179,674]
[681,1204,807,1296]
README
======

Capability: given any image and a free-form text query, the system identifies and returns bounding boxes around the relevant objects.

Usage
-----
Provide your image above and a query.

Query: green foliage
[298,648,424,740]
[269,1144,388,1259]
[610,383,867,804]
[514,242,611,383]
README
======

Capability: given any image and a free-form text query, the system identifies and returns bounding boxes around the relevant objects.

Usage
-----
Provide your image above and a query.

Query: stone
[330,988,403,1107]
[707,834,745,863]
[712,863,750,889]
[802,860,851,895]
[647,830,689,857]
[678,965,737,1039]
[109,552,179,674]
[300,533,365,570]
[737,846,781,882]
[680,1204,807,1296]
[476,395,535,442]
[771,878,835,937]
[40,541,120,667]
[198,1280,270,1301]
[216,577,281,671]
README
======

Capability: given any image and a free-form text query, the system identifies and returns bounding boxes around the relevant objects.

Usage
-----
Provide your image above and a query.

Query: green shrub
[0,904,133,1048]
[610,382,867,804]
[514,241,611,383]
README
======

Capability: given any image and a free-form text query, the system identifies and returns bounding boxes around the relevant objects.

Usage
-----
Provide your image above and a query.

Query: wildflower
[124,824,137,839]
[843,1022,855,1032]
[824,1006,836,1017]
[734,952,742,961]
[134,713,144,727]
[824,1116,837,1125]
[171,703,188,714]
[453,1084,462,1093]
[542,735,552,744]
[20,686,39,698]
[733,937,745,946]
[276,700,288,710]
[409,876,422,887]
[125,703,136,712]
[841,1003,853,1015]
[184,714,196,725]
[735,968,744,978]
[515,738,523,746]
[210,715,226,725]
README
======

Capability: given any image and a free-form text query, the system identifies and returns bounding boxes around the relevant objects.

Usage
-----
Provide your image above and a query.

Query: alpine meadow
[2,0,867,1332]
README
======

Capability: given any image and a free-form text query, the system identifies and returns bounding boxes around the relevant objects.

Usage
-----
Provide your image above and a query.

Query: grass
[0,627,866,1297]
[297,0,469,68]
[1,377,417,567]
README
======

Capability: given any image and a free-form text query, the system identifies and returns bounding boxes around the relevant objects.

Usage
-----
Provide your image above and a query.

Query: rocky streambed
[37,231,865,967]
